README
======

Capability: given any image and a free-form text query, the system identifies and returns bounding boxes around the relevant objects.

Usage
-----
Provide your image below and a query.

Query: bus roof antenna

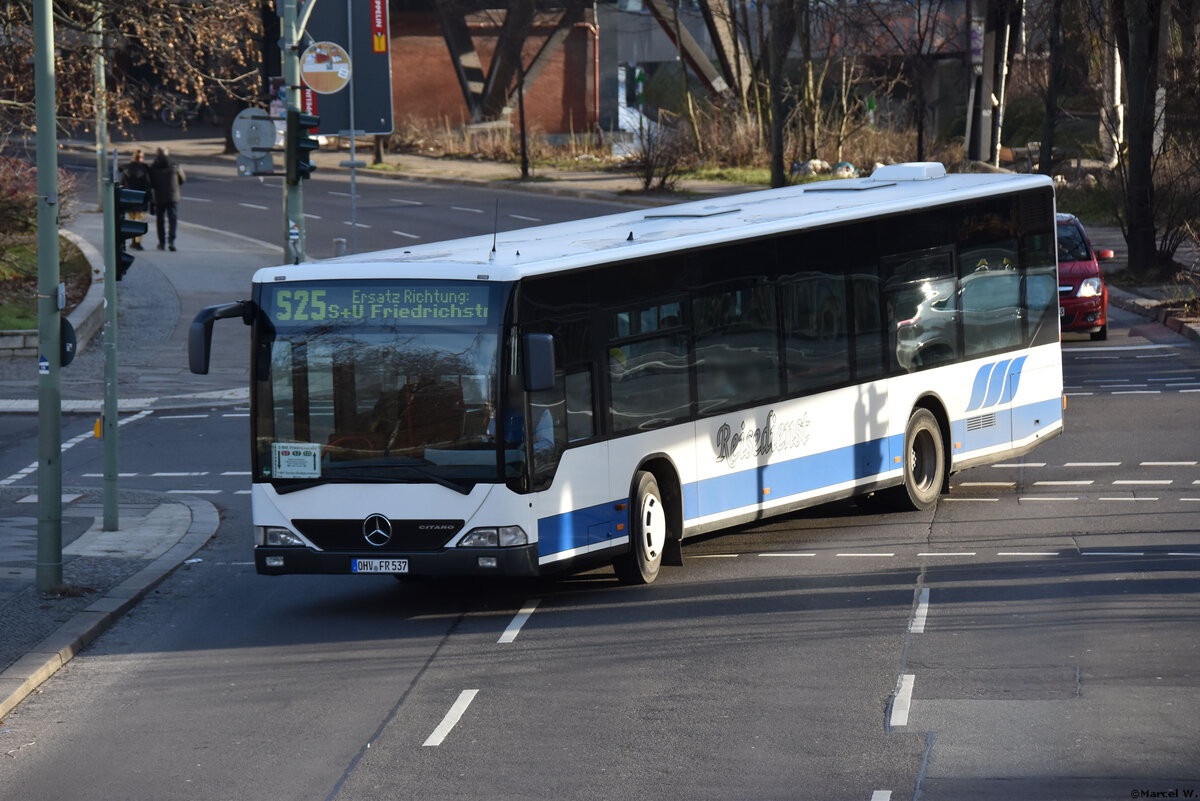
[490,198,499,259]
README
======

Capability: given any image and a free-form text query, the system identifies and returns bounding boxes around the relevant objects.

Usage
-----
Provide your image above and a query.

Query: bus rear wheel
[898,408,945,511]
[614,471,666,585]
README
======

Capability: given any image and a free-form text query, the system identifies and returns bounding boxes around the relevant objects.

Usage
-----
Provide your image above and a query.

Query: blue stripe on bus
[537,499,628,560]
[690,435,899,520]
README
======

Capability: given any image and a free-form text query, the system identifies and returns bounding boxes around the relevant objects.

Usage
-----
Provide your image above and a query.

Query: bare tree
[855,0,960,161]
[0,0,261,135]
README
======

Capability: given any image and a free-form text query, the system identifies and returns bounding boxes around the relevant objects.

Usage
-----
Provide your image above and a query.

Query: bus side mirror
[189,301,252,375]
[522,333,556,392]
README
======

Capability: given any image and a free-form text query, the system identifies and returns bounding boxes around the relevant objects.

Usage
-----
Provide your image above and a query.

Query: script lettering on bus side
[272,287,488,325]
[714,409,811,469]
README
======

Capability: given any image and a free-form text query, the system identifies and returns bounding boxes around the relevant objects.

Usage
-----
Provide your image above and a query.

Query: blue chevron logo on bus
[965,356,1028,412]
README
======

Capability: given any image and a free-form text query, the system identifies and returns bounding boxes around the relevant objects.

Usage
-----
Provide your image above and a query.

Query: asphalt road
[1,166,1198,799]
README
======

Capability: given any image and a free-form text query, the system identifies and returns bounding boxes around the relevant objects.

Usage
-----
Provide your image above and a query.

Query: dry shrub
[0,157,75,278]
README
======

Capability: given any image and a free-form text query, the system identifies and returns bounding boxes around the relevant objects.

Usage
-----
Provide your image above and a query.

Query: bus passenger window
[693,286,779,414]
[608,334,690,433]
[781,274,850,393]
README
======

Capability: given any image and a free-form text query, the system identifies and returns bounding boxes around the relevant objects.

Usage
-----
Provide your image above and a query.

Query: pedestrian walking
[149,146,186,251]
[118,148,152,250]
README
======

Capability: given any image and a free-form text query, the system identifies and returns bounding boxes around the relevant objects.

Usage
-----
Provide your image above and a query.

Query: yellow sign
[300,41,351,95]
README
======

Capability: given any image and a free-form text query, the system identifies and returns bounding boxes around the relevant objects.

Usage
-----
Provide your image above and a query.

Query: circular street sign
[300,41,352,95]
[231,107,282,158]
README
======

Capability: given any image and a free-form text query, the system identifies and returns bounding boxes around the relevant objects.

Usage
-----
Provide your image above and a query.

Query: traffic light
[114,185,148,281]
[286,109,320,184]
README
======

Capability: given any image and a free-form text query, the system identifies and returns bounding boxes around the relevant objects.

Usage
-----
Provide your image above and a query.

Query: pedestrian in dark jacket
[118,149,152,249]
[149,147,186,251]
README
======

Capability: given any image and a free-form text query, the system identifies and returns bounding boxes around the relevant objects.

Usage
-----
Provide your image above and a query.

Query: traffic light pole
[283,0,307,263]
[102,159,118,531]
[34,0,62,592]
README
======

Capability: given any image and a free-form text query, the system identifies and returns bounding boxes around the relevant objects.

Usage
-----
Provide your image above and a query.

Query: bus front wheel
[614,471,666,585]
[899,408,945,511]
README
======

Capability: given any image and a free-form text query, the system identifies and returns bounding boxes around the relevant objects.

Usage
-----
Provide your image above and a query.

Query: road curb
[1107,285,1200,343]
[0,497,220,720]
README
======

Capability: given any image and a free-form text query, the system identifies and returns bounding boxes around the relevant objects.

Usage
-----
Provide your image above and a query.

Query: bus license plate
[352,558,409,574]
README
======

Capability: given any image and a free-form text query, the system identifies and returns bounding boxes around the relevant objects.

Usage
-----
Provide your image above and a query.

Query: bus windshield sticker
[266,284,492,327]
[272,442,321,478]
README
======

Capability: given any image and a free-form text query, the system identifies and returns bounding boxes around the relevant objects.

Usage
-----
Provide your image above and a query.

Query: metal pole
[284,0,307,263]
[34,0,63,592]
[92,11,107,212]
[102,155,119,530]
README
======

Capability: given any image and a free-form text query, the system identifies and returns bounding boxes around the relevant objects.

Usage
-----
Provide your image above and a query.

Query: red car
[1057,213,1114,340]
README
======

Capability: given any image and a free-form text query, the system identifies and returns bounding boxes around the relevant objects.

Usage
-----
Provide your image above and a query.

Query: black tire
[1090,323,1107,341]
[613,471,666,585]
[896,408,945,511]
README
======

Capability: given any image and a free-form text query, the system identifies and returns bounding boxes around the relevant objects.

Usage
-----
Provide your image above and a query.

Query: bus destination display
[266,283,492,327]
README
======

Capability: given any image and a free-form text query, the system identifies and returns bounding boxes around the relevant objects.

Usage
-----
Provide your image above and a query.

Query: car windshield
[252,279,511,490]
[1057,223,1091,262]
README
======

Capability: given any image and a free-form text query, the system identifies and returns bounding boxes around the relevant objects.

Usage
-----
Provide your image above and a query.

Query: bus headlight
[459,526,528,547]
[1077,277,1102,298]
[261,526,305,547]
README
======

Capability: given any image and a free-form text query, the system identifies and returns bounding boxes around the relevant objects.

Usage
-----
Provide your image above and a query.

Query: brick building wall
[389,12,596,135]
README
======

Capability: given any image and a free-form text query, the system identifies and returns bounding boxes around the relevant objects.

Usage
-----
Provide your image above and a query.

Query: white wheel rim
[640,492,666,561]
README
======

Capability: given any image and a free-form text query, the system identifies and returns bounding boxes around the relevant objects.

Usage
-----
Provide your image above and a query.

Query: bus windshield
[252,279,512,491]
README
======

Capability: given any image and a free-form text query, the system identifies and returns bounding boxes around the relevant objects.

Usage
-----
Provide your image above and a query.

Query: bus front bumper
[254,544,540,577]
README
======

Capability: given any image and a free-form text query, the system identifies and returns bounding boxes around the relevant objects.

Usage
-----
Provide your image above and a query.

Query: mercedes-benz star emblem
[363,514,392,547]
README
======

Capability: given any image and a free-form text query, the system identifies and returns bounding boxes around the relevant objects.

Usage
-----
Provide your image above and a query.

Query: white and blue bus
[190,162,1063,584]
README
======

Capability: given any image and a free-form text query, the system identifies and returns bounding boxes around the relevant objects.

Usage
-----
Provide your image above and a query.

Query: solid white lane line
[890,675,915,727]
[498,599,541,644]
[423,690,479,746]
[160,414,209,420]
[1064,461,1121,467]
[917,552,976,557]
[959,481,1016,487]
[909,588,930,634]
[998,551,1059,556]
[392,230,420,239]
[238,202,269,210]
[1035,480,1093,486]
[1113,479,1172,485]
[1140,461,1197,466]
